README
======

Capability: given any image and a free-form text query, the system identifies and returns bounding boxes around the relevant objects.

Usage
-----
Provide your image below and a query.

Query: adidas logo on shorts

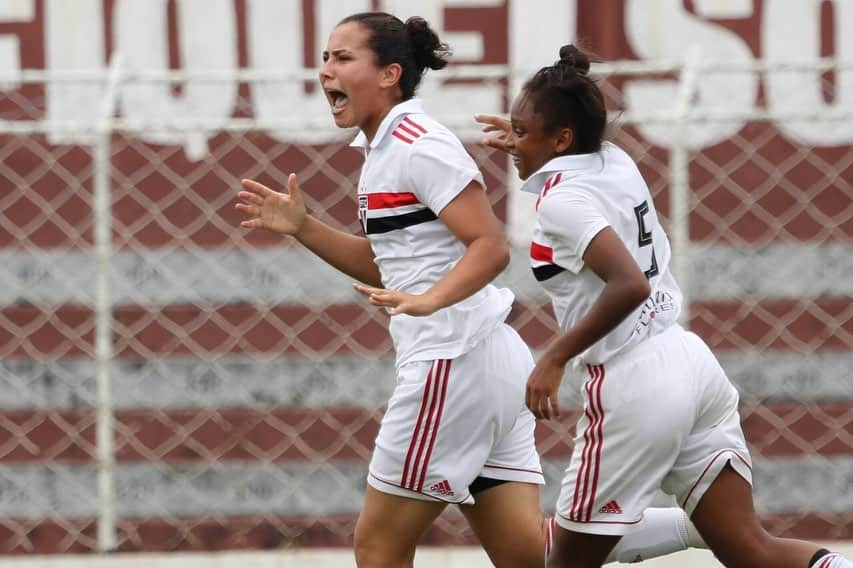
[430,480,453,496]
[598,500,623,514]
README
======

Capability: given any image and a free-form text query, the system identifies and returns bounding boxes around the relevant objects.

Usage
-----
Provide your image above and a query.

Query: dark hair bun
[405,17,450,72]
[558,44,591,75]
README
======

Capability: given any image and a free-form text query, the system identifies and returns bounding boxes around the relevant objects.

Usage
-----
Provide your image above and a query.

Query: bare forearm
[295,216,382,287]
[424,235,509,310]
[544,280,649,365]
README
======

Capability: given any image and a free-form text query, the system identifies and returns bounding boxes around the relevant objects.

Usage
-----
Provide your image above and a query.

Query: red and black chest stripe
[358,191,438,235]
[530,241,565,281]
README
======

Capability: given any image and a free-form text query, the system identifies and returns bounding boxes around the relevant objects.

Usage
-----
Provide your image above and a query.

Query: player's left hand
[525,358,564,420]
[352,283,439,317]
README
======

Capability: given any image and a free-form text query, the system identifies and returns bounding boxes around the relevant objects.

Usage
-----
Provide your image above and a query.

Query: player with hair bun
[238,14,709,567]
[478,44,853,568]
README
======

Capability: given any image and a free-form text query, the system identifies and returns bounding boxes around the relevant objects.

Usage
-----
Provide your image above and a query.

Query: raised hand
[474,113,512,153]
[352,283,440,317]
[235,173,306,235]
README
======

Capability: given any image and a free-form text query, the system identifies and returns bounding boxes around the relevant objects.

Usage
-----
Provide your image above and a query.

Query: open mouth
[325,88,349,115]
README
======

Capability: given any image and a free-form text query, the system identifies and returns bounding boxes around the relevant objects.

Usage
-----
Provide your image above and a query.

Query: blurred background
[1,0,852,565]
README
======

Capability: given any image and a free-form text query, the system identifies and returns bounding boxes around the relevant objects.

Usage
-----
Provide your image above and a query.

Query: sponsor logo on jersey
[358,195,368,234]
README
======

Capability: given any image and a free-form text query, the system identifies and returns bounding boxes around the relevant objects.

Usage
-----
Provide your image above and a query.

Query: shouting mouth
[326,88,349,115]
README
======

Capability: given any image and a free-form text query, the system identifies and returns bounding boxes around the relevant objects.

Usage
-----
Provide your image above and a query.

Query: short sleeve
[406,132,485,214]
[539,188,609,274]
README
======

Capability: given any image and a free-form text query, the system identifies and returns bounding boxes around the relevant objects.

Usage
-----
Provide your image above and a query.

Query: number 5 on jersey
[634,200,659,279]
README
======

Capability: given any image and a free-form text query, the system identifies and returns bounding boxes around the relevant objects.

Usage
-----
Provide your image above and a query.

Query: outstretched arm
[236,174,382,287]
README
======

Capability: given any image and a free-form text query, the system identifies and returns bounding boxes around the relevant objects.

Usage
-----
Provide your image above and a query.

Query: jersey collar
[350,98,426,150]
[519,142,611,193]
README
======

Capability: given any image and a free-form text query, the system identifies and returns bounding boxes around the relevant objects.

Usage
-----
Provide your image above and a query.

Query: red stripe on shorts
[408,361,444,490]
[578,365,604,520]
[571,364,605,521]
[416,360,451,491]
[406,360,451,491]
[401,361,437,488]
[570,365,596,520]
[584,364,606,521]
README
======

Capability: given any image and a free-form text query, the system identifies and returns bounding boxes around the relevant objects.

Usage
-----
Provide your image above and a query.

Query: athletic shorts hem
[481,463,545,485]
[367,472,472,505]
[554,513,643,536]
[680,449,753,515]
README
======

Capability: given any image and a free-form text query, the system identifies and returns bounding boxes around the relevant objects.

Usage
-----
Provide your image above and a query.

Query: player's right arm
[236,174,383,287]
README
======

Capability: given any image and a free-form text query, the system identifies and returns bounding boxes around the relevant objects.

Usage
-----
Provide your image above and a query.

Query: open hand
[235,173,306,235]
[352,283,440,317]
[474,114,512,154]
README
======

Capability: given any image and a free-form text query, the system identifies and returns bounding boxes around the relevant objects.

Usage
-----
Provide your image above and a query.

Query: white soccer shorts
[555,324,753,535]
[367,323,544,504]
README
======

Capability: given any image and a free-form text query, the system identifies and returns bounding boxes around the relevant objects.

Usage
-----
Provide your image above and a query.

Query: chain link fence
[1,61,852,554]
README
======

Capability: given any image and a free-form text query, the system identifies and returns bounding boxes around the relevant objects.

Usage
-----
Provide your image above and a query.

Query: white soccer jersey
[522,142,683,367]
[351,99,514,367]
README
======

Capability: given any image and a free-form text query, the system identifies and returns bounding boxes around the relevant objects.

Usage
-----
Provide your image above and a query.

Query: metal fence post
[670,47,701,327]
[95,53,123,553]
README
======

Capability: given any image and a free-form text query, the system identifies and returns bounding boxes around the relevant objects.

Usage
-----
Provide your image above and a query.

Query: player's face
[507,93,566,180]
[319,22,388,135]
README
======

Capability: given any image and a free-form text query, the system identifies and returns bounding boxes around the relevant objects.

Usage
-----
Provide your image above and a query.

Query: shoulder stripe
[397,122,421,139]
[367,192,420,210]
[537,172,564,211]
[543,172,562,196]
[392,130,415,144]
[403,116,428,134]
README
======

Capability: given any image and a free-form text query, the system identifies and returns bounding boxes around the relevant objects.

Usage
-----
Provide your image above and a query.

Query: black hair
[339,12,451,101]
[522,44,607,154]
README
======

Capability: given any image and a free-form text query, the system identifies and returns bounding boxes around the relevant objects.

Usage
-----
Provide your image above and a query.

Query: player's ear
[553,127,573,154]
[380,63,403,89]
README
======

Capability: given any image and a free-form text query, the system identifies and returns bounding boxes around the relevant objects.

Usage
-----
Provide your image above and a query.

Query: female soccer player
[477,45,853,568]
[237,13,705,567]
